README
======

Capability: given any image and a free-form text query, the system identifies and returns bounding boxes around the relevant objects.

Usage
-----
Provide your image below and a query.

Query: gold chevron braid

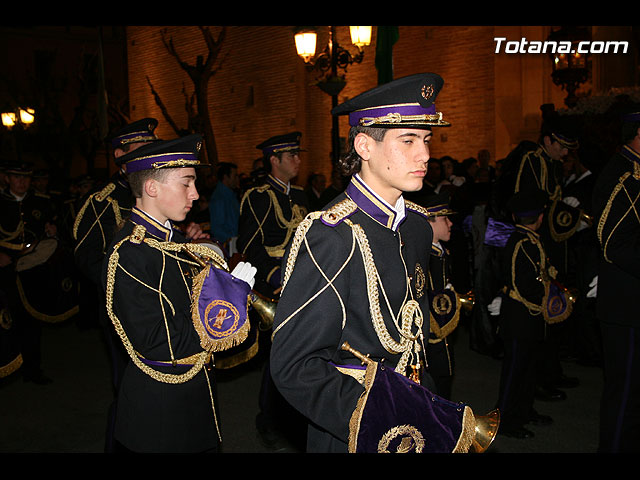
[73,183,116,240]
[278,199,423,376]
[597,171,640,263]
[508,235,545,315]
[281,198,357,289]
[104,238,211,384]
[0,220,24,241]
[281,211,323,290]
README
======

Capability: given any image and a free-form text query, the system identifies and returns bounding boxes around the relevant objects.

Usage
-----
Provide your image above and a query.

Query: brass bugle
[183,247,279,330]
[581,211,594,227]
[250,290,278,331]
[457,290,475,313]
[342,341,500,453]
[471,409,500,453]
[341,341,374,366]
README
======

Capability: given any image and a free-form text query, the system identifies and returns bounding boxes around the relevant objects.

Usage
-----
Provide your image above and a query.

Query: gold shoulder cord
[274,198,425,376]
[515,149,547,194]
[351,222,424,375]
[105,234,227,385]
[508,231,566,323]
[0,220,24,245]
[239,187,272,254]
[404,200,431,219]
[73,183,123,253]
[274,210,354,337]
[105,234,225,441]
[508,235,544,315]
[263,188,307,257]
[597,167,640,263]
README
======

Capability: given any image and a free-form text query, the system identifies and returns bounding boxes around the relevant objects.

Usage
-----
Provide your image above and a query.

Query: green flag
[375,26,399,85]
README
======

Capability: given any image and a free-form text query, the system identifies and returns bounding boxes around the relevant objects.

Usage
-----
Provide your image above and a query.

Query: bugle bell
[183,246,278,331]
[457,290,475,313]
[580,211,594,228]
[250,290,278,331]
[470,409,500,453]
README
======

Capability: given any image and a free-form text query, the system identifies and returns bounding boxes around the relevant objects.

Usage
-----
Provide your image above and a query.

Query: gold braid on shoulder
[275,197,424,376]
[73,183,123,249]
[104,230,227,384]
[508,236,545,316]
[597,170,640,263]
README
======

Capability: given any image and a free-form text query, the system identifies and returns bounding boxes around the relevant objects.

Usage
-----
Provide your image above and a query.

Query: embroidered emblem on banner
[204,299,240,338]
[557,210,572,228]
[432,292,452,315]
[378,425,425,453]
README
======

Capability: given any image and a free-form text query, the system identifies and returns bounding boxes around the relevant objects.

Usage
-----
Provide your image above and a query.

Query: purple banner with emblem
[543,281,574,324]
[345,361,476,453]
[191,265,251,352]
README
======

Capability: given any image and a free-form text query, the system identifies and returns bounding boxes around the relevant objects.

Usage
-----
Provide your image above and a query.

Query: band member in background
[73,118,160,451]
[593,107,640,453]
[423,193,460,400]
[236,132,309,450]
[0,162,58,384]
[496,189,572,439]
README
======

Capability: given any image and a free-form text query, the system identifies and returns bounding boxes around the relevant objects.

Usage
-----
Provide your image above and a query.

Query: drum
[15,238,79,323]
[0,289,22,378]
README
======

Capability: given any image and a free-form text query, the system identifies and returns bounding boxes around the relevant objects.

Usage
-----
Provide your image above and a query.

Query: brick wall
[125,26,555,185]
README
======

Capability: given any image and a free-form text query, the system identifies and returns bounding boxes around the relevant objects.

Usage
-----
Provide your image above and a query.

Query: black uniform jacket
[426,244,458,378]
[593,145,640,327]
[74,170,133,286]
[0,188,56,257]
[102,207,220,453]
[270,174,434,452]
[237,174,308,297]
[0,189,63,317]
[515,146,584,246]
[499,225,548,341]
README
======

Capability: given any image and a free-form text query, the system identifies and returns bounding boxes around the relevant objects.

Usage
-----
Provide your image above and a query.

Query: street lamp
[2,107,35,130]
[2,111,17,129]
[1,106,36,162]
[294,26,372,163]
[547,26,591,108]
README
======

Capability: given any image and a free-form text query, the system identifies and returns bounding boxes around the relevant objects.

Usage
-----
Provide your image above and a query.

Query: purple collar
[266,174,290,195]
[129,207,174,241]
[345,175,404,231]
[621,144,640,165]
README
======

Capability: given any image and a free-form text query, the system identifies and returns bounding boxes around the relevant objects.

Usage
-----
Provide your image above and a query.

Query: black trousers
[598,321,640,453]
[497,336,542,428]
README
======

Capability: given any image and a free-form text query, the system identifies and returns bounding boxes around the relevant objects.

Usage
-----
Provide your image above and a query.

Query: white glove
[487,296,502,316]
[577,219,589,232]
[231,261,257,289]
[563,196,580,208]
[586,275,597,298]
